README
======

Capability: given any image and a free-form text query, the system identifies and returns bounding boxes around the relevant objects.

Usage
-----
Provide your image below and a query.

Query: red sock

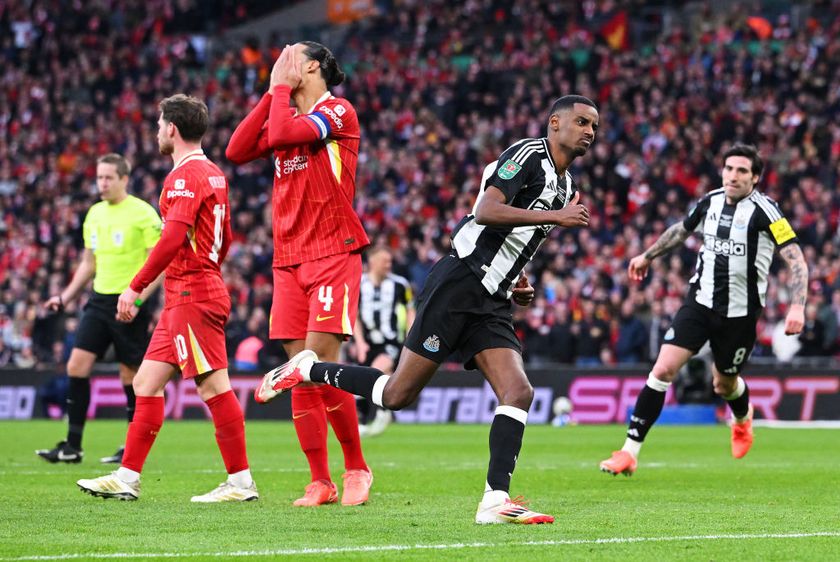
[206,390,249,474]
[321,385,368,471]
[291,385,330,482]
[121,396,164,473]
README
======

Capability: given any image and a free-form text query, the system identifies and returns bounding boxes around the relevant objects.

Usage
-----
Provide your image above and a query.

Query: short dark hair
[367,245,392,257]
[158,94,209,142]
[547,95,598,122]
[97,153,131,177]
[723,143,764,178]
[300,41,345,87]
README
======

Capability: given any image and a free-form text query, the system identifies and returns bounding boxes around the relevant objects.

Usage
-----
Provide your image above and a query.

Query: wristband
[134,298,144,307]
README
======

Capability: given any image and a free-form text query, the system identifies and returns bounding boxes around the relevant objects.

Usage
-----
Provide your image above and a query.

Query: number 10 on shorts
[318,286,333,312]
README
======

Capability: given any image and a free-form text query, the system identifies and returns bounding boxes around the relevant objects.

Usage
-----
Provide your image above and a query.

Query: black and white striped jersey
[358,273,413,345]
[683,187,799,317]
[451,138,575,299]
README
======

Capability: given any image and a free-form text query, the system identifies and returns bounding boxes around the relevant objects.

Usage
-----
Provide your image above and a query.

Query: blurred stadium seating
[1,0,838,370]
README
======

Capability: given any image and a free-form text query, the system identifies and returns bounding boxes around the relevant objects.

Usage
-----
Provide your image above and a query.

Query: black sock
[486,411,525,493]
[627,384,667,443]
[66,377,90,449]
[310,362,383,402]
[727,381,750,419]
[123,384,136,423]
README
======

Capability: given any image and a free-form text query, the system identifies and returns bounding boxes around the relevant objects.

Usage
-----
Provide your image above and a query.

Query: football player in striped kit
[256,95,598,523]
[600,144,809,476]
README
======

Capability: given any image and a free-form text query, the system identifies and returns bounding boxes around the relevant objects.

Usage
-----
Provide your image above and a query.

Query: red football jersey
[158,150,231,308]
[227,85,370,267]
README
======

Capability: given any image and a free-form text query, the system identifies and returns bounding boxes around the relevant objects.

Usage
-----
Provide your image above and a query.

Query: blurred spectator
[573,300,610,366]
[798,302,829,357]
[614,300,648,364]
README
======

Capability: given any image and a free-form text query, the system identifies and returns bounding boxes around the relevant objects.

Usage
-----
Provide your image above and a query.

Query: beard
[158,139,174,155]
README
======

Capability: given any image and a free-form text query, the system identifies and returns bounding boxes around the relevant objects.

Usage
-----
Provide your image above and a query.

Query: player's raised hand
[511,275,535,306]
[627,254,651,282]
[270,45,302,90]
[784,303,805,335]
[554,191,589,227]
[269,45,289,90]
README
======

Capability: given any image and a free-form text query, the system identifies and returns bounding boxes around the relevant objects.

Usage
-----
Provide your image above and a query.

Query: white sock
[298,354,314,381]
[724,377,746,401]
[646,372,671,392]
[621,438,642,458]
[116,467,140,483]
[371,375,390,407]
[481,488,509,508]
[227,468,253,488]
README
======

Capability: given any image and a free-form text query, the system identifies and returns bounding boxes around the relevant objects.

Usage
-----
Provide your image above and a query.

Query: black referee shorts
[404,254,520,370]
[73,292,151,366]
[665,302,758,376]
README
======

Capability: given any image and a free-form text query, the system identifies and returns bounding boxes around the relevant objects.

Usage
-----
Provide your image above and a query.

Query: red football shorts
[145,297,230,379]
[270,252,362,340]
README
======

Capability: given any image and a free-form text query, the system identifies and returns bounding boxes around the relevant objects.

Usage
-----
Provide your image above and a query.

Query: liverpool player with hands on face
[600,144,809,477]
[227,42,372,506]
[77,94,258,502]
[256,95,597,524]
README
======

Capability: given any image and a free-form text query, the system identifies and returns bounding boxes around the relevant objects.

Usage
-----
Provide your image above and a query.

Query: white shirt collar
[304,90,332,115]
[173,149,206,170]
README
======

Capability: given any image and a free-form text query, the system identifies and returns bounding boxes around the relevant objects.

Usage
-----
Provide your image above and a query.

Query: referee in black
[257,95,598,524]
[37,154,162,464]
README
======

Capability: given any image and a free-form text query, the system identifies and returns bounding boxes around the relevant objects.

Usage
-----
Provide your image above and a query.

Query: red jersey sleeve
[129,219,189,293]
[311,96,359,140]
[266,85,325,148]
[226,93,273,164]
[163,168,201,226]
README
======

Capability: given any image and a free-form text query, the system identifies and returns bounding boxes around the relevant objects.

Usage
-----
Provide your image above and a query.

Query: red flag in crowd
[601,10,630,51]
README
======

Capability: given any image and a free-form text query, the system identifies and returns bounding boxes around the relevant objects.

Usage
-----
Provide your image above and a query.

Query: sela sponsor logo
[318,105,344,129]
[529,199,554,235]
[703,234,746,256]
[208,176,226,189]
[423,334,441,353]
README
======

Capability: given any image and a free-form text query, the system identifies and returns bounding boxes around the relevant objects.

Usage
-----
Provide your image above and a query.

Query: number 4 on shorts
[318,286,333,312]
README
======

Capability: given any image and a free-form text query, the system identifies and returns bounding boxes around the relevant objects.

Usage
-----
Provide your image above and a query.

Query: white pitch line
[2,532,839,561]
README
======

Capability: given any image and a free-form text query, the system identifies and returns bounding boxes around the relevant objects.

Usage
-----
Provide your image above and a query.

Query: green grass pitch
[1,420,838,561]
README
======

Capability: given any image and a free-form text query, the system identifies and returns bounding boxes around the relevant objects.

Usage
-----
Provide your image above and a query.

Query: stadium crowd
[1,0,840,370]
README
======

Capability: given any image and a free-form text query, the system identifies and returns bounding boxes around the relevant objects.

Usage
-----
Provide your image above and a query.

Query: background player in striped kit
[351,246,414,437]
[600,144,809,477]
[36,153,162,465]
[77,94,257,502]
[256,95,598,524]
[227,42,372,507]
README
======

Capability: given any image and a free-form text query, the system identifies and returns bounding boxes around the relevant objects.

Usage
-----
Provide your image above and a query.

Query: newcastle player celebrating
[255,95,598,524]
[600,144,809,477]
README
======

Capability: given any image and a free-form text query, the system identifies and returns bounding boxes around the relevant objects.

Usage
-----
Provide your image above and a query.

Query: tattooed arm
[627,222,692,282]
[779,243,808,335]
